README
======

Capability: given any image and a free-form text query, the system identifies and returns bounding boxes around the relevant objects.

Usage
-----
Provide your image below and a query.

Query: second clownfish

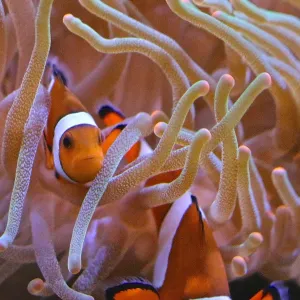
[98,104,152,163]
[147,172,230,300]
[154,196,230,300]
[44,66,104,185]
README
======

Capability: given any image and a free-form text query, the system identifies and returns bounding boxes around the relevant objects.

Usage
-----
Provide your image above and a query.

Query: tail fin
[104,276,160,300]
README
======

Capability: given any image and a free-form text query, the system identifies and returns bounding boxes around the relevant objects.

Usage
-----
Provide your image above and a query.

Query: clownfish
[104,277,160,300]
[98,105,152,163]
[98,105,125,128]
[250,280,299,300]
[44,65,104,184]
[144,172,230,300]
[153,193,230,300]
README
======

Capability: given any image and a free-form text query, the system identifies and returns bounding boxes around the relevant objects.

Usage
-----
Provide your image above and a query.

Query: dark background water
[230,273,300,300]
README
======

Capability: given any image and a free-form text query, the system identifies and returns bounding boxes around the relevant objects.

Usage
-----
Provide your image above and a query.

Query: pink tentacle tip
[63,14,74,23]
[232,256,247,277]
[239,145,251,157]
[199,80,210,95]
[151,110,163,119]
[221,74,236,88]
[260,72,272,87]
[272,166,286,176]
[276,205,291,216]
[68,255,82,274]
[212,10,223,18]
[249,232,263,247]
[201,128,212,140]
[154,122,167,136]
[0,237,9,252]
[27,278,45,295]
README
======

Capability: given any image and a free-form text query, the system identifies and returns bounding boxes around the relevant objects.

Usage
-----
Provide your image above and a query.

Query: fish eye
[62,135,73,149]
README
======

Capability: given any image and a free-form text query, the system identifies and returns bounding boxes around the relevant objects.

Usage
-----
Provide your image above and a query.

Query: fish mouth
[83,156,96,161]
[70,156,103,183]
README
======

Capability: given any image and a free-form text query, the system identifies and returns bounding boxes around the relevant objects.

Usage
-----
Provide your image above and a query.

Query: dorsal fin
[98,104,125,127]
[153,193,229,299]
[45,72,88,147]
[52,64,68,86]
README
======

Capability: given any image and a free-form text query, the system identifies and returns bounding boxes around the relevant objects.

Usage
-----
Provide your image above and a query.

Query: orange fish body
[44,66,104,184]
[144,171,230,299]
[251,290,274,300]
[152,192,230,300]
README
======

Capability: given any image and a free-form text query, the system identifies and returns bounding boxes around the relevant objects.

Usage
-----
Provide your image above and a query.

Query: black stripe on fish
[98,105,125,119]
[191,194,205,240]
[52,64,68,86]
[114,124,126,131]
[105,277,159,300]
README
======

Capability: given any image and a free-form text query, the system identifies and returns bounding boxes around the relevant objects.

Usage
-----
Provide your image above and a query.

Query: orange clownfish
[98,105,125,128]
[98,105,152,163]
[250,280,298,300]
[146,170,230,300]
[104,277,160,300]
[153,193,230,300]
[44,65,104,185]
[144,172,230,300]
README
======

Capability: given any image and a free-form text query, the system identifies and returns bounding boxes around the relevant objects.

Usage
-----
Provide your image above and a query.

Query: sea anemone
[0,0,300,299]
